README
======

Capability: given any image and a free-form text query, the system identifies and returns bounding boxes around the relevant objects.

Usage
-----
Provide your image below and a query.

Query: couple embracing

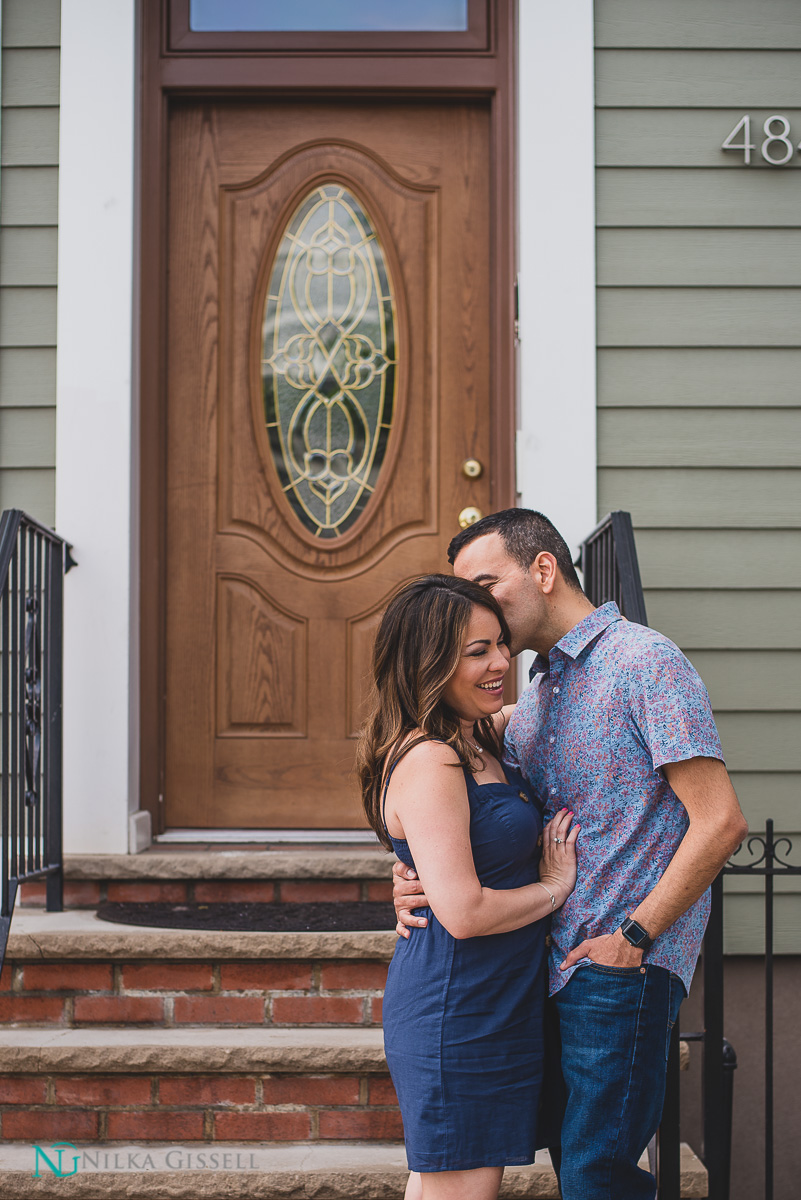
[357,509,747,1200]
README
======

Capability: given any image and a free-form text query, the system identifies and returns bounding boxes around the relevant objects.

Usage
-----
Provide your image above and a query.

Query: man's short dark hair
[447,509,584,593]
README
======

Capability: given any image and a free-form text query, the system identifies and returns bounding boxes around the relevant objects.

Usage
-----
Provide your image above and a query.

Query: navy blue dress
[382,760,547,1172]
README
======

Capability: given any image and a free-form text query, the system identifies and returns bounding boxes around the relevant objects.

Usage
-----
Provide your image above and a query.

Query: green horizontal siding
[596,0,801,50]
[642,591,801,649]
[598,348,801,407]
[0,286,56,346]
[596,50,801,107]
[0,166,58,224]
[598,230,801,285]
[599,468,801,527]
[634,531,801,589]
[0,0,60,527]
[0,468,54,523]
[597,109,801,170]
[685,651,800,712]
[0,405,55,467]
[1,48,59,105]
[1,106,58,165]
[716,714,800,772]
[0,227,57,284]
[597,168,801,227]
[599,409,801,467]
[728,773,800,828]
[598,288,801,346]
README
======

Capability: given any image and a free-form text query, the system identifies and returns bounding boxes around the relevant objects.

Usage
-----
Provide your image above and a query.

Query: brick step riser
[0,1073,402,1144]
[19,879,394,907]
[0,960,388,1026]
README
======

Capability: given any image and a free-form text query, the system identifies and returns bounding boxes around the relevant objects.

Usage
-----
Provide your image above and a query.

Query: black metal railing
[0,510,71,970]
[579,510,648,626]
[578,512,794,1200]
[659,826,801,1200]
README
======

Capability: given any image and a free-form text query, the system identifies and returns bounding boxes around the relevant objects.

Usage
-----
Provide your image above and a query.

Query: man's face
[452,531,547,657]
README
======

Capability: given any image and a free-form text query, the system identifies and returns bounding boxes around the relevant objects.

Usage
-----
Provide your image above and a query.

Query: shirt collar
[528,602,622,681]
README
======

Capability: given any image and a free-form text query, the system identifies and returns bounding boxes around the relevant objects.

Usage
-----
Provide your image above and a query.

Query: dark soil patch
[96,900,396,933]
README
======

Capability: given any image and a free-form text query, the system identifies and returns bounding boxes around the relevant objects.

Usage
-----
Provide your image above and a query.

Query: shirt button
[553,686,560,694]
[549,736,555,744]
[518,791,529,803]
[550,787,557,795]
[545,934,552,948]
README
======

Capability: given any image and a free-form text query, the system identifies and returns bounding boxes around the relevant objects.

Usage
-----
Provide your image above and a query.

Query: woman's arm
[387,741,576,940]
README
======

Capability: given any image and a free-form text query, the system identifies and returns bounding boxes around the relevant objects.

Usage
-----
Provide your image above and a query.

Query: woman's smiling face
[442,603,510,723]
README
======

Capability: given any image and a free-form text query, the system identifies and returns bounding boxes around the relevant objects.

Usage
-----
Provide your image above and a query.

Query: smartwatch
[620,917,653,952]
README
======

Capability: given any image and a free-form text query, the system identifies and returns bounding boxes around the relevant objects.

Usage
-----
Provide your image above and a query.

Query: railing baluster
[0,511,69,969]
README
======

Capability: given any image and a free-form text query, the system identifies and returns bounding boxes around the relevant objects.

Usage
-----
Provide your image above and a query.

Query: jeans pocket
[584,961,645,977]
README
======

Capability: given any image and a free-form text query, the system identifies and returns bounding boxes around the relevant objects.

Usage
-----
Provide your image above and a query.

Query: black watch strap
[620,917,653,952]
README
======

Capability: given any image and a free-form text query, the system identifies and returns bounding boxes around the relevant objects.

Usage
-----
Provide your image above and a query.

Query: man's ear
[530,552,558,595]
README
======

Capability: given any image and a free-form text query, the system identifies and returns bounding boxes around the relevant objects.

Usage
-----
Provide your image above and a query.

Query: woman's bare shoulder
[395,737,461,771]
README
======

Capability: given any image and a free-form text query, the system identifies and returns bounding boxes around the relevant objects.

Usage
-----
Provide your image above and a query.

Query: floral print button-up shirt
[505,602,724,996]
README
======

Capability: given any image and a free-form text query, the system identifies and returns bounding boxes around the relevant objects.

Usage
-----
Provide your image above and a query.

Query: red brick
[20,880,102,907]
[0,1076,47,1104]
[272,996,363,1025]
[173,996,264,1024]
[371,997,383,1025]
[319,1110,403,1139]
[106,1110,204,1140]
[194,881,275,902]
[368,1076,398,1106]
[0,963,15,992]
[3,1110,99,1140]
[280,881,360,903]
[23,962,113,992]
[54,1076,153,1106]
[214,1111,310,1140]
[19,881,47,905]
[219,962,311,992]
[122,963,214,992]
[159,1076,256,1106]
[261,1075,360,1106]
[366,881,393,902]
[320,962,387,991]
[106,881,188,903]
[73,996,164,1024]
[0,996,64,1024]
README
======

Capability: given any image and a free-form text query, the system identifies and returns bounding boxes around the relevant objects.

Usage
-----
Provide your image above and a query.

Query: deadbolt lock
[461,458,484,480]
[458,506,484,529]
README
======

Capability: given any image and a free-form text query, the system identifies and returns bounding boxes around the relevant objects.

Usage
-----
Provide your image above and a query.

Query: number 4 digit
[722,115,755,164]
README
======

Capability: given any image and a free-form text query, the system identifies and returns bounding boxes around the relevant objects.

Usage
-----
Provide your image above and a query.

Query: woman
[358,575,578,1200]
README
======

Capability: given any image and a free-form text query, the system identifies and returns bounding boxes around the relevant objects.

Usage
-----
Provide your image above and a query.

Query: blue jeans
[547,963,684,1200]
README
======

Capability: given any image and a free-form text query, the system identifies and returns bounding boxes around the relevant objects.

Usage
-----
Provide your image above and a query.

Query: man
[392,509,747,1200]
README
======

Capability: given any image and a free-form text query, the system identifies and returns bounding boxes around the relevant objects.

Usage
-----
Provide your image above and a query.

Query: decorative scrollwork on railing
[24,595,41,809]
[723,823,801,876]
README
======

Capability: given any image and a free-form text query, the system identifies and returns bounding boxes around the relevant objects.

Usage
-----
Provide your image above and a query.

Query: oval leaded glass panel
[261,183,397,540]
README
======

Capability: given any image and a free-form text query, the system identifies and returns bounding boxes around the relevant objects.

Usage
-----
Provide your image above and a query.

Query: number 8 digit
[761,115,794,165]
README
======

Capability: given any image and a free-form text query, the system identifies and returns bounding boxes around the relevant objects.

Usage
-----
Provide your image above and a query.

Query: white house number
[721,115,800,165]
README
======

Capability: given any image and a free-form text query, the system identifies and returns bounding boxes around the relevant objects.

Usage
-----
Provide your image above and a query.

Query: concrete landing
[0,1141,708,1198]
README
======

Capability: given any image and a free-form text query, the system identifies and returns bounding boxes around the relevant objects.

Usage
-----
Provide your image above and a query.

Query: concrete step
[2,909,394,1028]
[0,1140,709,1198]
[20,849,395,908]
[0,1028,398,1145]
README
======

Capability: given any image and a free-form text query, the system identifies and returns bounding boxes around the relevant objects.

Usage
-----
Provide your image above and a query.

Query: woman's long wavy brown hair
[357,574,511,850]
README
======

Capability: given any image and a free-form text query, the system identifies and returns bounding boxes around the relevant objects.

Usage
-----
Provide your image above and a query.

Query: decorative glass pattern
[261,184,397,539]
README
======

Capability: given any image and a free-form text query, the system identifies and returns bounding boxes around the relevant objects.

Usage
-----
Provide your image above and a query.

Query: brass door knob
[461,458,484,480]
[458,506,484,529]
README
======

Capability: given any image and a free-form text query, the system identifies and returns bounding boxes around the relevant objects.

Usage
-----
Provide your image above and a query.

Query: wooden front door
[164,100,498,828]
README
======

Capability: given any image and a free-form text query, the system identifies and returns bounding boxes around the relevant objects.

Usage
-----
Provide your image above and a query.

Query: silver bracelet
[535,881,556,911]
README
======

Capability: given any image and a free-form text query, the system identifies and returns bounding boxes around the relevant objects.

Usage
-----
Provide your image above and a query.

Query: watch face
[623,919,649,947]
